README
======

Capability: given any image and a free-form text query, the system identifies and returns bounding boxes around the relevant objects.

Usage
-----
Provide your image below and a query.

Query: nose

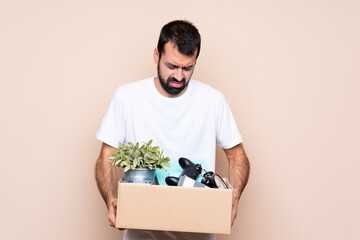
[174,68,183,81]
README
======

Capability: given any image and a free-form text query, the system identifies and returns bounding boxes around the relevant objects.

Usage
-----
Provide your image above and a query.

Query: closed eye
[166,63,177,70]
[165,63,194,71]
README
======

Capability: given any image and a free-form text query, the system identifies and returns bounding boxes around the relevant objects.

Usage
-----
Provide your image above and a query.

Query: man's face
[155,42,197,97]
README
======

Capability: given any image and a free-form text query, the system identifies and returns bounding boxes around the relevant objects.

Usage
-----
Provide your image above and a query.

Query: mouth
[169,81,184,88]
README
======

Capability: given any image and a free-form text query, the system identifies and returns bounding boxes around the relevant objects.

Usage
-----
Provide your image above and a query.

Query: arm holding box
[95,142,122,229]
[224,143,250,226]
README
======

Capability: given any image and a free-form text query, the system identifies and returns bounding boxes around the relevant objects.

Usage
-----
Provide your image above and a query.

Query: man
[95,20,250,240]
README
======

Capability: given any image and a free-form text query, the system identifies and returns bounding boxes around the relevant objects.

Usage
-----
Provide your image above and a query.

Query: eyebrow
[165,62,194,70]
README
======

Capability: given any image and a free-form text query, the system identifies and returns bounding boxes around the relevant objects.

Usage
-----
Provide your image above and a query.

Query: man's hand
[107,198,117,228]
[107,197,127,230]
[223,143,250,226]
[95,143,126,230]
[231,189,240,226]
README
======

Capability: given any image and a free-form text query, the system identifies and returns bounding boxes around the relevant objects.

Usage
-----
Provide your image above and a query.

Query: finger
[108,212,116,227]
[231,212,236,225]
[231,205,238,226]
[106,199,118,228]
[109,219,115,227]
[108,211,116,227]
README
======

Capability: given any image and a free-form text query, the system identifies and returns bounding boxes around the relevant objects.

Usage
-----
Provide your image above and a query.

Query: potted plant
[109,139,170,184]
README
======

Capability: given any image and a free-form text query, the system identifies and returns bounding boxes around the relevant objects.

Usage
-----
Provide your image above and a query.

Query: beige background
[1,0,359,239]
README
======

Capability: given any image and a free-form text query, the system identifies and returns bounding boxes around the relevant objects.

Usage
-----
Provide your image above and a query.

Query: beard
[157,64,190,95]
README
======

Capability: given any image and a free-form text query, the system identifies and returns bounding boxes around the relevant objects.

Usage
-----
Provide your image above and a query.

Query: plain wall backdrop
[1,0,359,239]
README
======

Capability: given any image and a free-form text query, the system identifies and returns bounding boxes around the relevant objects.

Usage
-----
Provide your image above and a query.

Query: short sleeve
[96,87,126,148]
[216,93,243,149]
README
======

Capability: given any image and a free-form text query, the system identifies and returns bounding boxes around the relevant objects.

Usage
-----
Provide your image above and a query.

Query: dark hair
[157,20,201,59]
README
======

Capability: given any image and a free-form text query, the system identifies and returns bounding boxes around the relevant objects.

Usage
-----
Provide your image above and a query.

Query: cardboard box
[116,179,233,234]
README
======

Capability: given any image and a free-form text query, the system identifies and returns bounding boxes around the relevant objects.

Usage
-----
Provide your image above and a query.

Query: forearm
[95,157,112,204]
[95,143,123,228]
[224,143,249,225]
[226,144,250,198]
[95,143,118,206]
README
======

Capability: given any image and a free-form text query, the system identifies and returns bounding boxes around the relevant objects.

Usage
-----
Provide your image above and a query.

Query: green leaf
[134,149,140,158]
[120,162,127,167]
[110,139,171,171]
[133,157,138,167]
[115,159,121,166]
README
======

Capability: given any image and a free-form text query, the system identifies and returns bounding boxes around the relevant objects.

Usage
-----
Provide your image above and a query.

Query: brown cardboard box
[116,179,233,234]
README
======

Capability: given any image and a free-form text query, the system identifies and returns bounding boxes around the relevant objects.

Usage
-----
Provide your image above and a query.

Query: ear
[154,48,159,64]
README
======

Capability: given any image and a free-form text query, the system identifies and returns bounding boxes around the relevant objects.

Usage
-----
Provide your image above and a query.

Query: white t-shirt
[96,77,242,239]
